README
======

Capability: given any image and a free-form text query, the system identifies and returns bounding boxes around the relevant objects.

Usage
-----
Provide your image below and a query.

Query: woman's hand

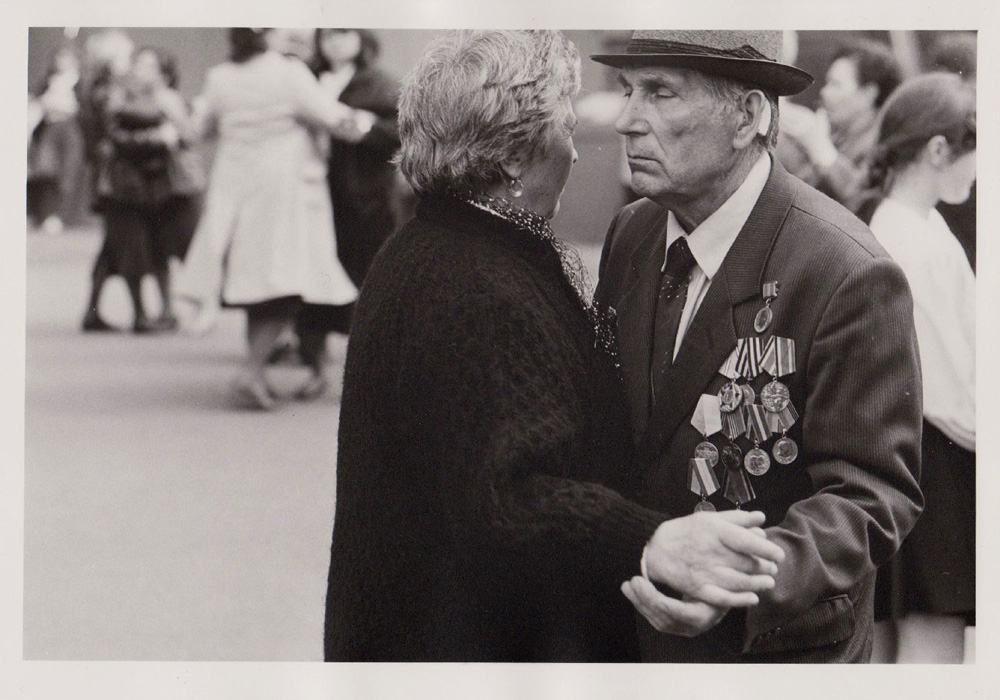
[621,577,729,637]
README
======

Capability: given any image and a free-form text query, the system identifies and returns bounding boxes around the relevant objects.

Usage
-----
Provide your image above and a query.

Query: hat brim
[590,53,814,96]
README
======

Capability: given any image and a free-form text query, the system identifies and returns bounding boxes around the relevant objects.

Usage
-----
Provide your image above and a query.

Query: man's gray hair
[696,72,780,153]
[397,30,581,195]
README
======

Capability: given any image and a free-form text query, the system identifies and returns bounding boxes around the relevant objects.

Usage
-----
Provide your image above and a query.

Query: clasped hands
[621,510,784,637]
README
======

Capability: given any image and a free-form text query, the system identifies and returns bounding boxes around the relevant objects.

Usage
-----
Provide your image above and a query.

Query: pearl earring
[508,177,524,198]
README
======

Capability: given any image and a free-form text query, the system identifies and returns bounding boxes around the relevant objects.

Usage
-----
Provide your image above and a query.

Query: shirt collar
[664,152,771,280]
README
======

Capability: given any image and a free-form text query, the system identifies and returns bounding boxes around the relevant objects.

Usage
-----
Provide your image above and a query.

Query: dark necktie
[651,236,697,405]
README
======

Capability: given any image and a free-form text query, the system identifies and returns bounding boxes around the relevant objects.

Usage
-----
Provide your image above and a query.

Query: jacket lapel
[636,160,799,468]
[615,209,670,437]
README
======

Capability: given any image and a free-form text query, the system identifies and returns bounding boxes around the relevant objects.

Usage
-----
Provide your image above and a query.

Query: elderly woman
[323,30,781,662]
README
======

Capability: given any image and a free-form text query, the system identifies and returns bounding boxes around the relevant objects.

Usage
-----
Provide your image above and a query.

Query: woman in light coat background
[176,28,362,408]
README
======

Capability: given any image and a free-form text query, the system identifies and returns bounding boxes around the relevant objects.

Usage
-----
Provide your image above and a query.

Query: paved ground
[22,226,603,661]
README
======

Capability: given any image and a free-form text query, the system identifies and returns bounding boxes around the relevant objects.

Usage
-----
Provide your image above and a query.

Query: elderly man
[591,30,923,663]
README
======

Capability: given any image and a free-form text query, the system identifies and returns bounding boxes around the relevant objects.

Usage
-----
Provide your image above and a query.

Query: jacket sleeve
[403,271,664,587]
[740,254,924,651]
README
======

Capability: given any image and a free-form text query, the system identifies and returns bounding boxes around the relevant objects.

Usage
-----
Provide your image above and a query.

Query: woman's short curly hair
[397,30,581,195]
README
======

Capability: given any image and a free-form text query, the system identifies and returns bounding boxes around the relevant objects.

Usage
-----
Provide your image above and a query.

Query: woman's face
[937,148,977,205]
[320,30,362,66]
[515,101,579,220]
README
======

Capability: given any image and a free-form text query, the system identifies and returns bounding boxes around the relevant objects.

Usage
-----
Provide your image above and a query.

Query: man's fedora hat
[592,30,813,96]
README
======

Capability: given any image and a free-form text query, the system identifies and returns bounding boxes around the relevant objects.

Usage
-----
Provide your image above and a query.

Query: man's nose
[615,95,646,136]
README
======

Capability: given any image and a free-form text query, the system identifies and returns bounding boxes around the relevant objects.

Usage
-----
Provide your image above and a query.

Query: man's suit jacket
[594,159,924,663]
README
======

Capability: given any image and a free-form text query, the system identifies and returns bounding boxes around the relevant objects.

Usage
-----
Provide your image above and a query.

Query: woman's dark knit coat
[324,196,665,662]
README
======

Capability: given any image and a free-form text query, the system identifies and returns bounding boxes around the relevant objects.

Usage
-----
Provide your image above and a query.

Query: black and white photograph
[3,0,998,698]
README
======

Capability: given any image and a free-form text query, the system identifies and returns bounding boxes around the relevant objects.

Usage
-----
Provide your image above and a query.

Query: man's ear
[733,90,769,150]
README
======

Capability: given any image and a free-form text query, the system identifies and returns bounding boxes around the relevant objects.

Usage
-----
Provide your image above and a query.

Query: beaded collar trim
[449,189,556,243]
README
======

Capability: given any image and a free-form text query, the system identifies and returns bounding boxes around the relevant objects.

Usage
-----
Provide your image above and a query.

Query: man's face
[820,57,876,130]
[615,66,740,209]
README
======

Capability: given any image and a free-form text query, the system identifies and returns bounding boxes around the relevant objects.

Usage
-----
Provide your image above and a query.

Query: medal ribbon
[763,281,780,301]
[691,394,723,438]
[689,457,720,497]
[723,466,756,506]
[761,336,796,378]
[736,337,763,379]
[718,346,740,380]
[722,409,747,440]
[745,404,770,443]
[766,402,799,434]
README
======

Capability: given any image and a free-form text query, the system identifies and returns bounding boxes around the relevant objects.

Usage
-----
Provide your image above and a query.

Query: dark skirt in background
[875,420,976,623]
[94,196,203,279]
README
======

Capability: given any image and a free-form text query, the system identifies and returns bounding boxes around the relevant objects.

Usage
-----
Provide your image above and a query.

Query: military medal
[718,381,744,413]
[688,457,721,511]
[773,436,799,465]
[721,443,743,470]
[741,384,756,406]
[743,404,772,475]
[744,447,771,476]
[688,394,724,511]
[695,442,719,467]
[754,281,780,333]
[760,380,790,413]
[722,451,755,507]
[760,335,800,464]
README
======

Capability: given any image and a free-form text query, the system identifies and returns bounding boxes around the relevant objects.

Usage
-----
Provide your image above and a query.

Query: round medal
[772,436,799,465]
[754,306,773,333]
[760,380,790,413]
[694,441,720,468]
[741,384,756,406]
[718,381,744,413]
[694,500,717,512]
[744,447,771,476]
[721,444,743,471]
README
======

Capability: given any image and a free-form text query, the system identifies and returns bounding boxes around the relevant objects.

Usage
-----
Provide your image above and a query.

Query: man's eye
[655,91,674,99]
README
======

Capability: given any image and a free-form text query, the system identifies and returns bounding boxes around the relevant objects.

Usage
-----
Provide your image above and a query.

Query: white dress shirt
[869,197,976,451]
[662,152,772,360]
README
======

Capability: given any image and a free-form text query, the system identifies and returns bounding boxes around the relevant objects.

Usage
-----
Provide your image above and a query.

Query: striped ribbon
[763,280,780,300]
[745,404,770,443]
[736,337,763,379]
[723,409,747,440]
[689,457,721,497]
[766,402,799,434]
[718,346,740,379]
[761,336,796,377]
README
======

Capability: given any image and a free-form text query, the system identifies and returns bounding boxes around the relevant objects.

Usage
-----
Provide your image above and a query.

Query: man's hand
[643,510,784,608]
[621,577,728,637]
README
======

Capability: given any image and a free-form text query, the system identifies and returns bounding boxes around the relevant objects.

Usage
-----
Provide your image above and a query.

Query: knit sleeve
[400,267,664,586]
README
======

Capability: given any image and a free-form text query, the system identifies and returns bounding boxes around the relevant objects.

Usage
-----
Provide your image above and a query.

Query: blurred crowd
[28,27,413,405]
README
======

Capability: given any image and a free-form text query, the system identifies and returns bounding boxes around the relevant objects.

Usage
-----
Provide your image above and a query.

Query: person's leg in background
[231,299,302,410]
